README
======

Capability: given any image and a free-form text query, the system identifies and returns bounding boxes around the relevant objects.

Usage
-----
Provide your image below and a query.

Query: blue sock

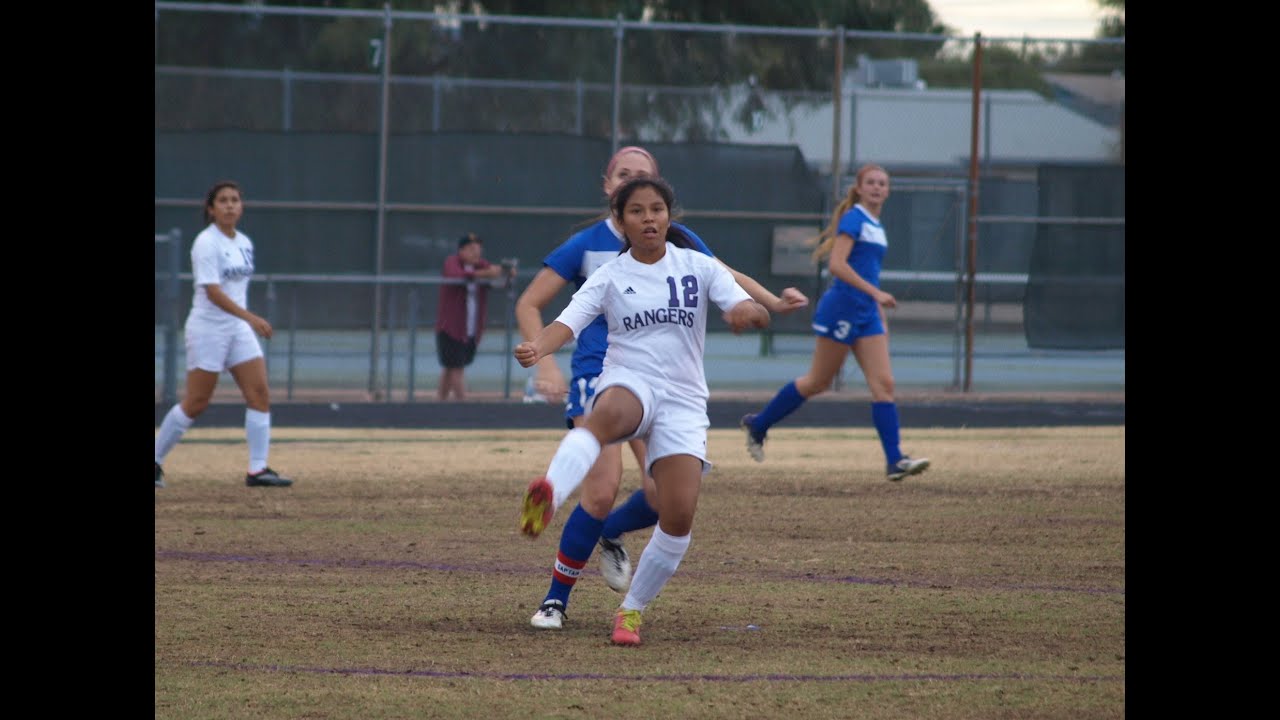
[601,489,658,540]
[871,401,903,467]
[750,381,806,436]
[544,504,604,609]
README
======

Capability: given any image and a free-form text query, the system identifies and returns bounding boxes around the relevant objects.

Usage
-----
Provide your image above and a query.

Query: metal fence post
[502,274,515,400]
[829,26,845,392]
[575,78,584,136]
[432,74,442,131]
[951,188,965,390]
[287,287,297,401]
[367,2,392,401]
[163,227,181,407]
[830,25,845,200]
[386,287,396,401]
[282,66,292,131]
[407,288,419,402]
[265,278,277,371]
[963,33,984,393]
[610,13,623,154]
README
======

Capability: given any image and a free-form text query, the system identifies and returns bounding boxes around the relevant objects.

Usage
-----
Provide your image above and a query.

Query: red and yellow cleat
[519,476,555,538]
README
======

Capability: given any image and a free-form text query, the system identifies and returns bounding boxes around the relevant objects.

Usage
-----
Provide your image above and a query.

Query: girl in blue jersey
[514,147,808,630]
[739,163,930,482]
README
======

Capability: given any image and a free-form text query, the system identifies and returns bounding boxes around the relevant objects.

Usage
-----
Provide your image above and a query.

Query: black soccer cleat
[245,467,294,487]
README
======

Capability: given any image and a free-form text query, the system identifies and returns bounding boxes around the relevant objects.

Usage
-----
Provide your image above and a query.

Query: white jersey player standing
[154,181,293,489]
[515,176,770,646]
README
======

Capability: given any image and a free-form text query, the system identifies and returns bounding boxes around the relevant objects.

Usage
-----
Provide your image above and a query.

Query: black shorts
[436,332,478,368]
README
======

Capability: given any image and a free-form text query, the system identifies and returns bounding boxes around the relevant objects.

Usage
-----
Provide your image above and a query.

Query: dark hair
[458,231,481,249]
[203,180,242,224]
[609,176,694,253]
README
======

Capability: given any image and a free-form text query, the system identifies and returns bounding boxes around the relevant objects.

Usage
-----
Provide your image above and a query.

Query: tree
[156,1,1087,137]
[458,1,955,139]
[1096,0,1124,39]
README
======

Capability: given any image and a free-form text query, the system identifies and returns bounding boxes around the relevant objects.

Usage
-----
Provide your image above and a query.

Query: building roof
[1042,72,1126,106]
[662,84,1123,170]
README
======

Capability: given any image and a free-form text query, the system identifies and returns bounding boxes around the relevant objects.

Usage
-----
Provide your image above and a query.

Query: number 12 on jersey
[666,275,699,308]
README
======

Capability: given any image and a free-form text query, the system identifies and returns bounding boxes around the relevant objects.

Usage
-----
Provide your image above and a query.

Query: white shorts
[589,366,712,476]
[184,321,263,373]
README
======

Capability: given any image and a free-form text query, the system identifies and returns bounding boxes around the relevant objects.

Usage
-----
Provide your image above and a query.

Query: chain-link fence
[155,3,1124,400]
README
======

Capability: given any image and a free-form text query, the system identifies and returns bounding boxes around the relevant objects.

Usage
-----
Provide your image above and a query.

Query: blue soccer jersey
[827,205,887,305]
[542,218,712,380]
[811,204,889,344]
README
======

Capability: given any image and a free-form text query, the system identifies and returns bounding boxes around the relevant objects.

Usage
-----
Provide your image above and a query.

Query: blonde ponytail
[810,194,856,262]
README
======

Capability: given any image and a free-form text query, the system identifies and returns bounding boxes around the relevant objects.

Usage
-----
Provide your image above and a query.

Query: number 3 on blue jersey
[833,320,852,340]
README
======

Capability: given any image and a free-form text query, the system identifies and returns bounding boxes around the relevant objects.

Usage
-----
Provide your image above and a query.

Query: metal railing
[155,228,182,406]
[155,270,520,402]
[155,265,1085,401]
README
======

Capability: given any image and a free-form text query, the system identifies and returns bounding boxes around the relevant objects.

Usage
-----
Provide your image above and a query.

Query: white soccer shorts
[590,366,712,476]
[184,321,264,373]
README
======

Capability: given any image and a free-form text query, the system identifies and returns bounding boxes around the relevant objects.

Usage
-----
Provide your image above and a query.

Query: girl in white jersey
[154,181,293,489]
[515,146,808,631]
[515,176,770,646]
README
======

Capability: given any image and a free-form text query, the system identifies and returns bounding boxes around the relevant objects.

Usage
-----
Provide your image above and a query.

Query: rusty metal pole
[830,26,845,391]
[830,25,845,204]
[964,34,983,392]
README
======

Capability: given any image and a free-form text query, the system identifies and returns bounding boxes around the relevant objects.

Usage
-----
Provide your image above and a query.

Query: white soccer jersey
[185,223,256,332]
[553,245,752,405]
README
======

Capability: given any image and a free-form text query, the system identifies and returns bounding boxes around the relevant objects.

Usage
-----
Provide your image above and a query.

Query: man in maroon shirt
[437,233,512,400]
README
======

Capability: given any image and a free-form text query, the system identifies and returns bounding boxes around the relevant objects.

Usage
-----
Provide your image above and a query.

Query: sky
[928,0,1104,40]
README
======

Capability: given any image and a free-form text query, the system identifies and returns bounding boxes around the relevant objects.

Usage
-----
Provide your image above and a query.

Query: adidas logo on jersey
[624,287,636,294]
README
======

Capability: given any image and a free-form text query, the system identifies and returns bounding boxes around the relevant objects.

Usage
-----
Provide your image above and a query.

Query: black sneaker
[155,462,166,489]
[245,467,293,487]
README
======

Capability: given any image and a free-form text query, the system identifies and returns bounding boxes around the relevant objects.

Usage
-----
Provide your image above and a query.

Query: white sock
[245,408,271,474]
[546,427,601,508]
[154,404,194,465]
[621,526,691,612]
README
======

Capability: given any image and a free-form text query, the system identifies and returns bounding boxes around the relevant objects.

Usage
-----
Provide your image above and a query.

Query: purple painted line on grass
[187,660,1122,684]
[156,550,1124,596]
[155,550,531,574]
[804,573,1125,596]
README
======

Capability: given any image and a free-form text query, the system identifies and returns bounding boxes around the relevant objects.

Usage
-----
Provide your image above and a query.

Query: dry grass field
[155,425,1125,719]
